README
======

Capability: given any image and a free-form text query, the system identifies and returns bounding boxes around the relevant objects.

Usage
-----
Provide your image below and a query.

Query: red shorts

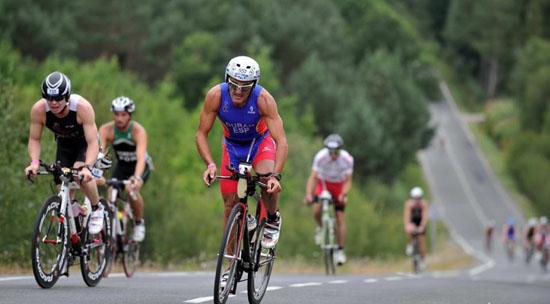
[315,179,345,207]
[220,134,276,194]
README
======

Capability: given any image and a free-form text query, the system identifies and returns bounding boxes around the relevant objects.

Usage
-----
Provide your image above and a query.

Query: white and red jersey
[312,148,354,182]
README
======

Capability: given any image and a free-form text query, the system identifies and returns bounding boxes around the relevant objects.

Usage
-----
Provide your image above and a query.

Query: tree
[444,0,521,97]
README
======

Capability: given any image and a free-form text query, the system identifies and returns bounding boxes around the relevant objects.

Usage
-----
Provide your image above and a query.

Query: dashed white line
[328,280,348,284]
[184,295,235,303]
[0,276,32,282]
[384,276,404,281]
[364,278,378,283]
[289,282,322,287]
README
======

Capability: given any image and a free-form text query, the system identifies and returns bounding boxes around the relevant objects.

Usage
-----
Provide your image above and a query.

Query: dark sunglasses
[228,79,254,92]
[329,148,340,155]
[46,95,65,102]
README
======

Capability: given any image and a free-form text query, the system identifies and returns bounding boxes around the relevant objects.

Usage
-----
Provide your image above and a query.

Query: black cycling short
[54,142,87,184]
[111,163,150,183]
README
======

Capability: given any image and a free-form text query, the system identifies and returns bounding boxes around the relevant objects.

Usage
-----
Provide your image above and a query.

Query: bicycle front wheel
[31,196,68,288]
[248,218,275,304]
[103,200,116,278]
[80,200,109,286]
[214,203,245,304]
[323,226,336,275]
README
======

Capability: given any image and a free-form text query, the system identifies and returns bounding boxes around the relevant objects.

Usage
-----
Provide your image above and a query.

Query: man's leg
[335,210,346,248]
[255,159,278,216]
[74,161,99,206]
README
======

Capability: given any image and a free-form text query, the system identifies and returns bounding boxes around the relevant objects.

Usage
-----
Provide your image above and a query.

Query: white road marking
[328,280,348,284]
[364,278,378,283]
[384,276,403,281]
[289,282,322,287]
[0,276,32,282]
[266,286,283,291]
[184,295,235,303]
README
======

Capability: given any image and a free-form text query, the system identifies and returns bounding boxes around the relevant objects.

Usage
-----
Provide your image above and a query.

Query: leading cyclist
[196,56,288,250]
[24,71,104,234]
[303,134,354,265]
[98,96,153,242]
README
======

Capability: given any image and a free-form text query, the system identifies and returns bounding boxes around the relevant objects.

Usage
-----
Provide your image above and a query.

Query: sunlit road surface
[1,83,549,303]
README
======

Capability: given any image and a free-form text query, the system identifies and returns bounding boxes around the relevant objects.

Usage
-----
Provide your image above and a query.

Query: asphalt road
[1,82,549,303]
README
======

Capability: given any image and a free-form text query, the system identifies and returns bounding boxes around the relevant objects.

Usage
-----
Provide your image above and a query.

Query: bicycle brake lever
[27,171,35,183]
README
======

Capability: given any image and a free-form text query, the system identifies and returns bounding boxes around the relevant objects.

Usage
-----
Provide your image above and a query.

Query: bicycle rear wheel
[31,196,68,288]
[80,200,109,286]
[122,215,140,278]
[248,218,275,304]
[214,203,244,304]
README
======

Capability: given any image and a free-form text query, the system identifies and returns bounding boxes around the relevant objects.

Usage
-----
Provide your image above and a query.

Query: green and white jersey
[113,120,153,168]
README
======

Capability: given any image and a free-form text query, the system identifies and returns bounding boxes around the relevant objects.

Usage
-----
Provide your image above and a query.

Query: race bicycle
[102,178,140,278]
[28,161,110,288]
[212,162,276,304]
[411,231,424,274]
[316,189,338,275]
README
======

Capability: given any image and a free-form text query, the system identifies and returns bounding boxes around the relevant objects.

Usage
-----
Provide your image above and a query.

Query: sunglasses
[228,79,254,92]
[329,148,340,155]
[46,95,65,102]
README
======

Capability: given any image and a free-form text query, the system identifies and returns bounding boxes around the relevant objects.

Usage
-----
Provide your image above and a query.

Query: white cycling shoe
[88,205,105,234]
[261,212,281,249]
[133,221,146,242]
[314,226,322,245]
[406,244,413,256]
[335,249,347,265]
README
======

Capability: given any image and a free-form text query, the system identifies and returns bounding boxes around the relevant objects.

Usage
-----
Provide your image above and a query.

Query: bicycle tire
[214,203,245,304]
[323,226,336,275]
[412,237,420,274]
[103,200,116,278]
[80,199,109,287]
[31,196,68,288]
[248,218,275,304]
[122,214,140,278]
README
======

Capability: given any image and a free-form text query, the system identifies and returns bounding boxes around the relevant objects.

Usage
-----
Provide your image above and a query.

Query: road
[1,83,549,303]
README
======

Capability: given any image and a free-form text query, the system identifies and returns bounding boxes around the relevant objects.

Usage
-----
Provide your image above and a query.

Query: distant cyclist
[303,134,354,265]
[484,219,496,252]
[403,187,429,269]
[24,71,104,234]
[535,216,549,252]
[523,218,537,262]
[502,217,516,260]
[98,96,153,242]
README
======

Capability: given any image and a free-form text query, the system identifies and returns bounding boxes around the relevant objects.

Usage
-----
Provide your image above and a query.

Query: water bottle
[71,200,84,233]
[247,214,257,231]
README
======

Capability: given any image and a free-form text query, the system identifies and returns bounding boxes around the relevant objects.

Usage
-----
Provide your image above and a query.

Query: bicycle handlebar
[208,165,272,189]
[105,178,137,200]
[27,161,81,183]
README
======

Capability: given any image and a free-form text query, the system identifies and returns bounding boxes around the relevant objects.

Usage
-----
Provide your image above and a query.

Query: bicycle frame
[318,190,337,250]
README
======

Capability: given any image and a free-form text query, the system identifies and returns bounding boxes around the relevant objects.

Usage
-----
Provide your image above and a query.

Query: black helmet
[323,134,344,150]
[41,71,71,101]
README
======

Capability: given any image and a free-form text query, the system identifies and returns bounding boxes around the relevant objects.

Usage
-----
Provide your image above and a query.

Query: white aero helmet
[111,96,135,113]
[528,217,537,227]
[225,56,260,84]
[324,134,344,150]
[540,216,548,226]
[410,187,423,199]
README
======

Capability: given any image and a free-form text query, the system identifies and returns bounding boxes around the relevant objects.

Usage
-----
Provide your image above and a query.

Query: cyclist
[196,56,288,251]
[484,219,496,252]
[303,134,353,265]
[502,217,516,259]
[523,217,537,261]
[98,96,152,242]
[403,187,429,270]
[24,71,104,234]
[535,216,548,252]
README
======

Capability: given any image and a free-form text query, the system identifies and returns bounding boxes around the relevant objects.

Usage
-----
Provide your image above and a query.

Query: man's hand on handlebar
[203,166,217,186]
[267,176,282,194]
